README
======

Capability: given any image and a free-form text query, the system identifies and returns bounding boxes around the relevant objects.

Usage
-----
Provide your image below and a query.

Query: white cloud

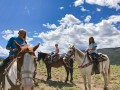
[0,46,9,56]
[74,0,120,10]
[35,14,120,53]
[81,7,89,12]
[74,0,84,7]
[2,30,33,45]
[84,15,91,23]
[43,23,57,29]
[86,0,120,10]
[2,30,18,40]
[96,8,101,12]
[59,7,64,10]
[107,15,120,24]
[59,14,81,27]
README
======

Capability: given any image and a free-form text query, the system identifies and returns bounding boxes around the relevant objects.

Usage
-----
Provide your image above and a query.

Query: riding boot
[94,64,100,74]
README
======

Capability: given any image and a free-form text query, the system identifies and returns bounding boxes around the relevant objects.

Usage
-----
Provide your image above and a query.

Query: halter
[3,56,17,75]
[66,47,93,69]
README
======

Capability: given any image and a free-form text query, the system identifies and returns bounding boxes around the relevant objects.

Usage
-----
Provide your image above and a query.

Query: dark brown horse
[37,52,74,82]
[0,41,40,90]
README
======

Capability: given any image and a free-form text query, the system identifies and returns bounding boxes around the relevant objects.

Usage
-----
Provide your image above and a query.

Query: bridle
[63,48,75,68]
[20,53,36,77]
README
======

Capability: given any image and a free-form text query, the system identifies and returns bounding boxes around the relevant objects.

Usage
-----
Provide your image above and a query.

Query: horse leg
[70,68,73,83]
[102,71,109,90]
[82,75,87,90]
[46,65,51,80]
[49,67,51,79]
[64,66,69,83]
[87,75,91,90]
[70,59,73,82]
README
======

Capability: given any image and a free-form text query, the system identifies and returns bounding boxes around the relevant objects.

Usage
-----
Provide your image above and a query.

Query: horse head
[14,40,40,90]
[37,52,49,61]
[64,45,75,61]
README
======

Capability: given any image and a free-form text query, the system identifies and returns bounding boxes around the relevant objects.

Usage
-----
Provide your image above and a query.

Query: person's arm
[86,43,97,51]
[6,47,17,52]
[6,37,17,52]
[87,46,96,50]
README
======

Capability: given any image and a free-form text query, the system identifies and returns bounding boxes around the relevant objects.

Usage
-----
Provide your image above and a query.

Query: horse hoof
[104,87,108,90]
[65,81,67,83]
[70,80,73,83]
[47,78,51,81]
[34,83,39,86]
[65,80,68,83]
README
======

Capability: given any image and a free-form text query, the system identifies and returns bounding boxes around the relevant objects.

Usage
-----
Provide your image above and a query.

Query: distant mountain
[98,47,120,65]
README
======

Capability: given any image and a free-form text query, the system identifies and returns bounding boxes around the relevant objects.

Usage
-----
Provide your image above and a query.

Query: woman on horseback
[86,37,99,74]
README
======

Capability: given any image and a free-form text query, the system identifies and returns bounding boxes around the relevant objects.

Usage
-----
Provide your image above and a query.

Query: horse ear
[14,40,21,50]
[33,43,40,51]
[72,45,75,48]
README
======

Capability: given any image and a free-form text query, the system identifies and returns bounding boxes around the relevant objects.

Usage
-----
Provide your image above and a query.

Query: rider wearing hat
[0,29,27,68]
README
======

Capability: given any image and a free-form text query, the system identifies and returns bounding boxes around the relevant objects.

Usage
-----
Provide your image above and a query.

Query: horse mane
[74,47,85,57]
[38,52,49,61]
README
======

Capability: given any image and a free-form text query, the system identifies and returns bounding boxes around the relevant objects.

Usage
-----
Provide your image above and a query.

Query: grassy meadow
[34,61,120,90]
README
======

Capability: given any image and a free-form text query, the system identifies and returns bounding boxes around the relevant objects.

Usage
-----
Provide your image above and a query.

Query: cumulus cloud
[0,46,9,57]
[2,30,18,40]
[74,0,84,7]
[43,23,57,29]
[81,7,89,12]
[35,14,120,53]
[59,14,81,27]
[59,7,64,10]
[74,0,120,10]
[84,15,91,23]
[96,8,101,12]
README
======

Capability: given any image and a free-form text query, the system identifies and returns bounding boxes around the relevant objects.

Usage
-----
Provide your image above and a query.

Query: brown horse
[0,41,40,90]
[37,52,74,82]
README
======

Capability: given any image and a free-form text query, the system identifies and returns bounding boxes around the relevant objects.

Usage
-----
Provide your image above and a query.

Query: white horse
[4,41,40,90]
[21,53,36,90]
[64,45,110,90]
[15,41,40,90]
[5,58,17,90]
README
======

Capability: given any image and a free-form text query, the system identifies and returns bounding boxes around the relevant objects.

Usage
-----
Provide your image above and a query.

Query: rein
[3,57,17,75]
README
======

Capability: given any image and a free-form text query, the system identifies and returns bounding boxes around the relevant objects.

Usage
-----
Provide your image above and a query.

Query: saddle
[87,52,107,74]
[87,53,107,62]
[97,53,107,62]
[52,54,60,62]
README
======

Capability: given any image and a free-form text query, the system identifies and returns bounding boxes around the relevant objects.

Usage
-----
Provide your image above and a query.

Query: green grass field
[34,61,120,90]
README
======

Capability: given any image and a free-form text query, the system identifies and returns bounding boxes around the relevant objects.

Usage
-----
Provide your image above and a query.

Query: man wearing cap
[0,29,27,68]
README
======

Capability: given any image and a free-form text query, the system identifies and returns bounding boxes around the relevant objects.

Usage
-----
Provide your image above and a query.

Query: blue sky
[0,0,120,57]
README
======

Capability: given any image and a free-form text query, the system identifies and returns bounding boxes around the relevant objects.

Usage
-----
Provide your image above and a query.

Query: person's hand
[12,48,18,52]
[85,48,89,52]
